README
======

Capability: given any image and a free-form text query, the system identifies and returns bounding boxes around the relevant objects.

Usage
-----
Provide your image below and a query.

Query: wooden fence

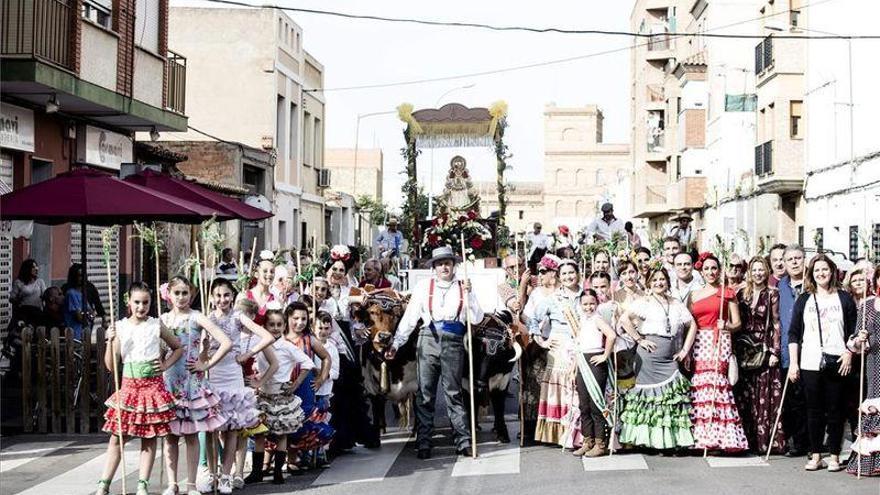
[18,324,109,433]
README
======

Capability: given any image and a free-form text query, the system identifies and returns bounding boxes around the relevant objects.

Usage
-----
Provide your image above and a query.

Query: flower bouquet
[421,209,494,260]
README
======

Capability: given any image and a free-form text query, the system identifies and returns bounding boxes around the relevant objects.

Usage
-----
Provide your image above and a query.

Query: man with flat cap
[385,246,484,459]
[584,202,626,242]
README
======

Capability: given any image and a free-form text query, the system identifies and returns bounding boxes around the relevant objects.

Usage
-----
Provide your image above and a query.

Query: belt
[430,320,466,336]
[123,360,159,379]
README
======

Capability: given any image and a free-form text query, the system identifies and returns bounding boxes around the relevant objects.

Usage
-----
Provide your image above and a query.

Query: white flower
[259,250,275,261]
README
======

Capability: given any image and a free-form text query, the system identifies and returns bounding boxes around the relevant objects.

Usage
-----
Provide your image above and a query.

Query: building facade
[1,0,187,329]
[167,7,328,251]
[544,104,631,232]
[802,0,880,260]
[325,148,384,246]
[476,180,544,235]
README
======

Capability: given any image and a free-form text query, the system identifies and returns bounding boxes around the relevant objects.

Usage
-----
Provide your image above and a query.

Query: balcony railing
[165,50,186,114]
[1,0,73,70]
[647,33,671,51]
[647,84,665,104]
[646,184,666,205]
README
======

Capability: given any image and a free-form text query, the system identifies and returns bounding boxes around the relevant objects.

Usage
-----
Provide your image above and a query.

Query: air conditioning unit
[317,168,331,188]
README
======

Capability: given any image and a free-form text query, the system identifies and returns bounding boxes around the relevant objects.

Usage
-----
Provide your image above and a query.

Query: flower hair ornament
[538,254,562,271]
[259,250,275,262]
[330,245,351,262]
[694,251,713,271]
[646,257,665,273]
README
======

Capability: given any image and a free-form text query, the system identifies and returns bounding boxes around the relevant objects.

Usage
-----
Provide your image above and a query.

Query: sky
[174,0,635,209]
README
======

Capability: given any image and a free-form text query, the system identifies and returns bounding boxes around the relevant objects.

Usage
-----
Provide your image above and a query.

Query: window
[243,165,264,195]
[798,226,804,247]
[595,169,605,186]
[276,95,287,159]
[755,36,773,74]
[790,0,802,27]
[850,226,859,261]
[303,111,312,167]
[675,156,682,180]
[815,228,824,252]
[289,101,298,161]
[790,100,803,139]
[82,0,112,29]
[873,224,880,263]
[134,0,160,52]
[279,220,287,249]
[755,140,773,175]
[313,117,323,167]
[575,169,587,187]
[518,210,524,220]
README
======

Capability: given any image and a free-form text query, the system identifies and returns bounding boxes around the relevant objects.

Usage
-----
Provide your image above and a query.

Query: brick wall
[161,141,239,187]
[159,0,168,108]
[69,0,83,74]
[113,0,135,96]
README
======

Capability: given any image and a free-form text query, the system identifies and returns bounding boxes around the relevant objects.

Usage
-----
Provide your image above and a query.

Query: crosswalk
[0,428,852,495]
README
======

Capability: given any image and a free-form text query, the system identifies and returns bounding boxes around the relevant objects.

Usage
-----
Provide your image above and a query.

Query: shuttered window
[70,225,118,319]
[134,0,160,53]
[0,153,13,333]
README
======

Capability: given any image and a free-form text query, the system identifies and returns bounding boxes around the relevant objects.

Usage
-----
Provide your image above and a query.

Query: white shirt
[117,317,161,363]
[800,293,847,371]
[585,217,626,242]
[576,314,605,354]
[315,343,339,396]
[257,338,313,393]
[629,297,694,337]
[527,232,550,257]
[670,274,705,303]
[394,276,484,349]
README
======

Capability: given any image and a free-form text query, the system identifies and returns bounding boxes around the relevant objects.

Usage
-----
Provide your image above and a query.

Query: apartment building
[167,7,328,251]
[1,0,188,327]
[802,0,880,260]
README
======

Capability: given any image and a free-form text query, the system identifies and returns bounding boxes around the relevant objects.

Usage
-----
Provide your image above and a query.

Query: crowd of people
[4,204,880,495]
[506,223,878,476]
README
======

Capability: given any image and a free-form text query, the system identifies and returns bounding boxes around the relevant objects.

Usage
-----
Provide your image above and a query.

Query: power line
[299,0,837,93]
[202,0,873,40]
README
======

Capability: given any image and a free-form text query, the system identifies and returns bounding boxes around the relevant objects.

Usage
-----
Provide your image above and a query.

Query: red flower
[427,233,439,246]
[431,217,439,227]
[458,215,468,224]
[467,209,478,220]
[470,237,484,249]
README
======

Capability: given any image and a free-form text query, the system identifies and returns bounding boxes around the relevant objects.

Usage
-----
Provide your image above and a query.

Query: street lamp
[353,110,397,198]
[428,83,476,218]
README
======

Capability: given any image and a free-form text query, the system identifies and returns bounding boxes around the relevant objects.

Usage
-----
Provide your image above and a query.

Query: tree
[355,195,389,227]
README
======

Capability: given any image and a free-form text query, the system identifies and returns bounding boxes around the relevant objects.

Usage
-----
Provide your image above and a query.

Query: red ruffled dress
[103,317,176,438]
[690,288,749,452]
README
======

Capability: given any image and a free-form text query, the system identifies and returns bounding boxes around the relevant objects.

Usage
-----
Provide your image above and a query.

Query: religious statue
[438,155,480,216]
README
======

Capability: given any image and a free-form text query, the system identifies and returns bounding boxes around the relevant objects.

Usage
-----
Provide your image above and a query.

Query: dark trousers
[781,367,809,453]
[575,352,608,442]
[801,367,847,456]
[415,328,470,450]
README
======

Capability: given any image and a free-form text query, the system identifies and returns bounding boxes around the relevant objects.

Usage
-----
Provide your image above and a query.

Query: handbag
[735,296,771,370]
[813,295,839,372]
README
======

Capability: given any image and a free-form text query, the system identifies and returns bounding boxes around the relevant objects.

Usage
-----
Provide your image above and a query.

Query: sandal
[136,479,150,495]
[161,484,179,495]
[94,479,111,495]
[804,458,827,471]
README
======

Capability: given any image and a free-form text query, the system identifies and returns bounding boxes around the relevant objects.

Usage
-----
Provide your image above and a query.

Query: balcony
[754,140,803,194]
[646,32,674,61]
[646,128,667,162]
[646,83,665,110]
[1,0,73,71]
[633,173,668,218]
[666,176,707,210]
[166,51,186,115]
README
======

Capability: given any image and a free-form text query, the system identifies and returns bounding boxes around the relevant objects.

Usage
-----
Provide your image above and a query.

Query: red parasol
[123,169,271,221]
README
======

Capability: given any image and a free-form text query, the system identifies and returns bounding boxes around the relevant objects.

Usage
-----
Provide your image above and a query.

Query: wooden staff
[514,236,526,448]
[460,233,478,458]
[247,237,258,280]
[195,243,219,495]
[608,296,620,457]
[704,255,728,459]
[152,224,165,486]
[295,247,305,296]
[857,278,868,478]
[105,227,127,495]
[765,377,789,461]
